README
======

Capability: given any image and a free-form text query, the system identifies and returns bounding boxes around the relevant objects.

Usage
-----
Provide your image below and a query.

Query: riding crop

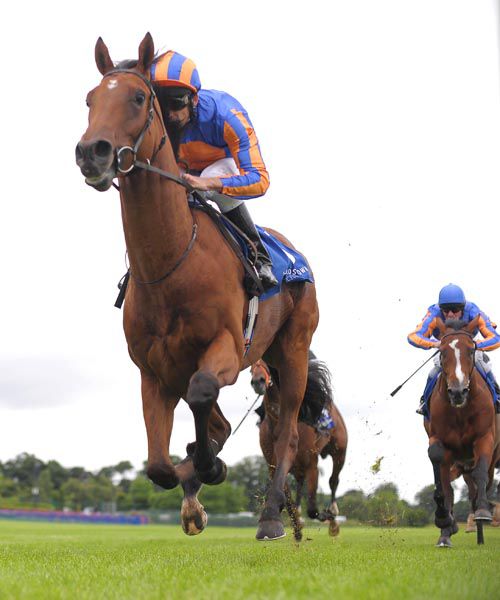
[390,350,439,396]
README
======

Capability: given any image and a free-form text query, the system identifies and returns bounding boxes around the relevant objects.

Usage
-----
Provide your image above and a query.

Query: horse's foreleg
[428,439,452,529]
[141,373,180,489]
[471,433,494,520]
[176,405,231,536]
[428,439,457,546]
[328,445,346,517]
[305,461,320,519]
[185,331,238,485]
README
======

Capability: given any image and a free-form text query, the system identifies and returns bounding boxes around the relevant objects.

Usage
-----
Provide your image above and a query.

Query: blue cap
[438,284,466,306]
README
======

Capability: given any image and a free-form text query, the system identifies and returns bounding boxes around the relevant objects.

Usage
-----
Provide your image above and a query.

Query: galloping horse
[425,318,500,546]
[251,353,347,536]
[75,34,319,541]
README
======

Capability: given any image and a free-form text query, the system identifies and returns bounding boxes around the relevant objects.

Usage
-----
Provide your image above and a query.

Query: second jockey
[408,283,500,416]
[148,50,278,290]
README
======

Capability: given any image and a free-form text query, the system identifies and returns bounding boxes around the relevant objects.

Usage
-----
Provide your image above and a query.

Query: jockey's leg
[417,360,441,415]
[200,159,278,290]
[476,351,500,413]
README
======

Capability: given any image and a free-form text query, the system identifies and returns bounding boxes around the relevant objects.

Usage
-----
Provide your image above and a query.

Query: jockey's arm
[218,110,269,199]
[183,173,222,192]
[475,312,500,351]
[407,309,441,350]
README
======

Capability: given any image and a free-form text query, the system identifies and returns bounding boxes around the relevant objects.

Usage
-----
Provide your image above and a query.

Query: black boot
[224,204,279,290]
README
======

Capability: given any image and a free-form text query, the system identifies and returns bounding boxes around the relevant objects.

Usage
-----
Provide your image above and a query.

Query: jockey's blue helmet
[438,283,466,307]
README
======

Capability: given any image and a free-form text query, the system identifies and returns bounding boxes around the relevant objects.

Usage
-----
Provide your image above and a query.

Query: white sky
[1,0,499,503]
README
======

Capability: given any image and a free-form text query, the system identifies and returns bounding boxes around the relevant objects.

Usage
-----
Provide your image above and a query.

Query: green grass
[0,520,498,599]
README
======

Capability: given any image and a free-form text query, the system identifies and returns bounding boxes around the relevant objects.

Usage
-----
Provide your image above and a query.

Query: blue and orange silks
[177,90,269,200]
[407,302,500,351]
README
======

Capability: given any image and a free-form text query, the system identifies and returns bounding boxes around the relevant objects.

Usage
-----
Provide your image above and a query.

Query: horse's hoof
[329,519,340,537]
[196,458,227,486]
[436,537,452,548]
[256,519,286,541]
[474,508,492,521]
[465,514,476,533]
[181,498,208,536]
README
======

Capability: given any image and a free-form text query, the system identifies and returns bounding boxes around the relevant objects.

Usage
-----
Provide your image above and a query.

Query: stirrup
[416,405,425,415]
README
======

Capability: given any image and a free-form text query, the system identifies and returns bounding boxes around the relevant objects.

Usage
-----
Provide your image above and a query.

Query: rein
[105,68,264,307]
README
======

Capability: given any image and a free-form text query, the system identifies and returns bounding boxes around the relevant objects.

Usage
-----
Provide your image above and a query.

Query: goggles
[440,303,465,314]
[164,95,191,111]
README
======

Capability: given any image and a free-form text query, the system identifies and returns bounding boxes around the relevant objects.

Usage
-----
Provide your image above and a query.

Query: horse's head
[76,33,163,191]
[437,316,479,408]
[250,360,272,396]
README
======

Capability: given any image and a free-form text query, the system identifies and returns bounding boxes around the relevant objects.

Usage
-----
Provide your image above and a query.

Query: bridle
[251,360,273,389]
[439,330,477,383]
[102,68,190,189]
[101,68,198,287]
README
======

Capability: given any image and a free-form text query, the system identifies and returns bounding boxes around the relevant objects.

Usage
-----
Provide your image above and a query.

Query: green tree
[129,476,153,509]
[414,484,435,517]
[337,489,367,521]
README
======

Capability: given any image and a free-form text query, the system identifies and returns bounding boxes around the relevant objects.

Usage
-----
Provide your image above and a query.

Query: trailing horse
[424,318,500,547]
[75,34,319,541]
[251,352,347,538]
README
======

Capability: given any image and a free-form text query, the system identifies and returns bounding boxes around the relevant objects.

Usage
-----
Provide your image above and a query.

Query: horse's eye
[134,91,146,105]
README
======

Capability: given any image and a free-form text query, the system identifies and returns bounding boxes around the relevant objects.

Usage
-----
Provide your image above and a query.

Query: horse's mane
[444,319,468,331]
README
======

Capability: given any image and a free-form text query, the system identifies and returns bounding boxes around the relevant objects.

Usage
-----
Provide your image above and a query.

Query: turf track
[0,520,498,599]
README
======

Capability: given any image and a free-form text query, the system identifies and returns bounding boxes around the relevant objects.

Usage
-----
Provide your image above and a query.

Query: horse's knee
[186,371,219,412]
[146,462,178,490]
[428,441,445,464]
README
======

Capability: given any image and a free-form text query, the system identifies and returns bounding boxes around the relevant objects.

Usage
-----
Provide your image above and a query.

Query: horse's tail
[299,351,333,426]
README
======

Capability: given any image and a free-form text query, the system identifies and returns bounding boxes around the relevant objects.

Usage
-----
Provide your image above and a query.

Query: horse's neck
[119,147,192,283]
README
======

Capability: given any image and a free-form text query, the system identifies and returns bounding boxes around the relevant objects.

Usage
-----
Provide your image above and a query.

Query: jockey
[149,50,278,290]
[408,283,500,415]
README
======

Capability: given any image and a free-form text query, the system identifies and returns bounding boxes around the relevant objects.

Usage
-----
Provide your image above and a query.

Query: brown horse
[75,34,319,541]
[250,353,347,537]
[424,318,500,546]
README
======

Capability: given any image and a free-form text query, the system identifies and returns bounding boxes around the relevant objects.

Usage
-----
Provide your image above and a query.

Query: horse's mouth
[251,382,267,395]
[85,168,116,192]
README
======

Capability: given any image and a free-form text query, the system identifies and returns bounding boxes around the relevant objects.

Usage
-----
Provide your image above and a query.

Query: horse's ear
[137,32,155,76]
[464,315,480,334]
[95,37,114,75]
[435,317,446,336]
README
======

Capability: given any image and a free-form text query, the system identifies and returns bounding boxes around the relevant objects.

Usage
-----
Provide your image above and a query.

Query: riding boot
[416,396,426,415]
[223,204,279,290]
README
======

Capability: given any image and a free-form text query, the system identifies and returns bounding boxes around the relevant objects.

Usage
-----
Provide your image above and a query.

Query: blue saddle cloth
[222,217,313,300]
[422,366,498,420]
[255,227,314,300]
[188,198,314,299]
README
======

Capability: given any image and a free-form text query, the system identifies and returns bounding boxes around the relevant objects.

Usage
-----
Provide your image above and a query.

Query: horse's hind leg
[256,299,318,540]
[185,330,239,485]
[141,373,180,490]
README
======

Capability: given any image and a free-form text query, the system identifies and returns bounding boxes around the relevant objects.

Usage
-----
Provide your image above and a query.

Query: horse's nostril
[94,140,113,159]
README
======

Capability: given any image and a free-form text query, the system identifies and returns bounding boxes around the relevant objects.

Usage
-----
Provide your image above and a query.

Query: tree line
[0,453,496,526]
